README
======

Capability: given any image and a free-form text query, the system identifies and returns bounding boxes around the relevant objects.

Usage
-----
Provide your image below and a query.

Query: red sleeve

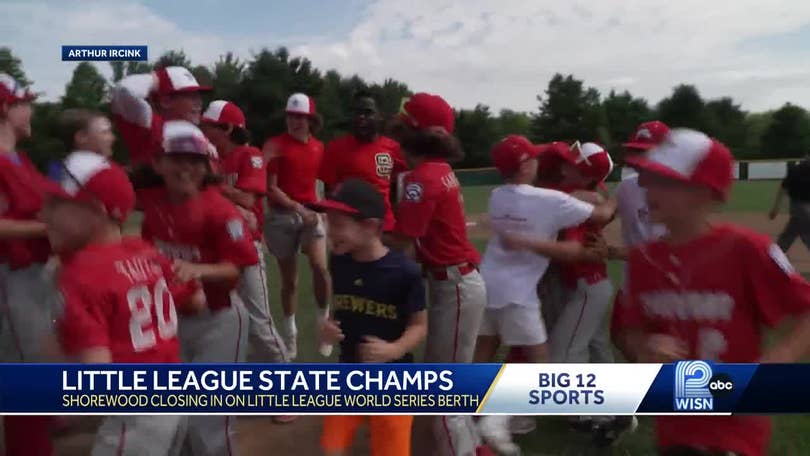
[234,147,267,195]
[394,175,437,238]
[319,140,339,187]
[264,137,281,175]
[58,278,110,356]
[390,142,408,177]
[209,197,259,268]
[744,238,810,327]
[113,113,162,166]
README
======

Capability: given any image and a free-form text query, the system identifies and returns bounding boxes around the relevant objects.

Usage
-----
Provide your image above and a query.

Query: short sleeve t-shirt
[783,159,810,202]
[266,133,323,205]
[480,184,594,308]
[319,135,405,231]
[615,170,668,249]
[623,224,810,456]
[218,145,267,240]
[330,250,426,363]
[394,160,480,267]
[58,238,200,363]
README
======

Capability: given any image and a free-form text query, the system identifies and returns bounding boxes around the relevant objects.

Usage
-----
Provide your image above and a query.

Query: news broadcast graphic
[0,363,807,415]
[61,45,148,61]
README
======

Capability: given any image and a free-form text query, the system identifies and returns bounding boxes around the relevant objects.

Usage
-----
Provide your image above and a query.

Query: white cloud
[291,0,810,112]
[5,0,810,113]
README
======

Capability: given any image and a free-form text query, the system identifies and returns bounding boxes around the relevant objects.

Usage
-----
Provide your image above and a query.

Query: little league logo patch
[251,156,263,169]
[375,153,393,178]
[226,218,245,240]
[404,183,423,202]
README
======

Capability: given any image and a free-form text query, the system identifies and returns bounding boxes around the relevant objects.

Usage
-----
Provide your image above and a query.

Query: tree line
[2,46,810,171]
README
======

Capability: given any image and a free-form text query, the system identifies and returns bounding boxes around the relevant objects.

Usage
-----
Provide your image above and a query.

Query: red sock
[4,416,54,456]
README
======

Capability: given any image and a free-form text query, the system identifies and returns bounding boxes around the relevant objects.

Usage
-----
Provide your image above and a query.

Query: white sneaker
[283,332,297,360]
[508,416,536,435]
[479,416,521,456]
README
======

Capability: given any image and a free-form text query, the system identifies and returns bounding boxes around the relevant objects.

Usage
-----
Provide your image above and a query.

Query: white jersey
[615,168,667,248]
[480,184,594,309]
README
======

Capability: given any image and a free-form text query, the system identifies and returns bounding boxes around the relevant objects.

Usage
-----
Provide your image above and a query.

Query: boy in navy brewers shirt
[313,178,427,456]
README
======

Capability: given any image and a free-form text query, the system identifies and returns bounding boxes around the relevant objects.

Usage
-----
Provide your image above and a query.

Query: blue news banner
[0,363,808,415]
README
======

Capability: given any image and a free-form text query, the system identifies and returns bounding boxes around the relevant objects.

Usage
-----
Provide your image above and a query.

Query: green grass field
[266,179,806,455]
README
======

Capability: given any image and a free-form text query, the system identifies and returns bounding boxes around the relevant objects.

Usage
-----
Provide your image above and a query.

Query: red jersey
[623,224,810,455]
[110,74,164,166]
[218,145,266,241]
[140,187,258,311]
[58,238,200,363]
[395,160,480,267]
[560,222,607,287]
[320,134,405,231]
[0,152,57,268]
[266,133,323,205]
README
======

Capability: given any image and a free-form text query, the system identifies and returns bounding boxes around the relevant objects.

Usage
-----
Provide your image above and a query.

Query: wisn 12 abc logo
[674,361,734,411]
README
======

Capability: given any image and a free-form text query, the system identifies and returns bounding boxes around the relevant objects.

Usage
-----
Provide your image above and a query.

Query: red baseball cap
[286,93,317,116]
[400,93,455,134]
[51,152,136,223]
[154,66,212,96]
[0,73,36,104]
[202,100,246,128]
[571,142,614,183]
[162,120,218,159]
[623,121,670,151]
[625,128,733,200]
[491,135,544,176]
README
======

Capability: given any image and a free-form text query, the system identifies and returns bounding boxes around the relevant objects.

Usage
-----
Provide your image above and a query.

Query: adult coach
[110,65,211,187]
[264,93,331,359]
[319,91,406,232]
[392,93,488,456]
[770,156,810,253]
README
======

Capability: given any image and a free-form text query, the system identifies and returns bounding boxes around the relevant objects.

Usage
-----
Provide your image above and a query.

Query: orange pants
[321,415,412,456]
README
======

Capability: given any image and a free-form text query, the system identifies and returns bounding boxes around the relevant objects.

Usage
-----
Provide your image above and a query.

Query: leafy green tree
[657,84,705,130]
[455,104,498,168]
[602,89,651,161]
[0,47,31,86]
[530,74,604,144]
[761,103,810,158]
[155,50,191,69]
[62,62,108,110]
[703,97,747,156]
[495,109,531,138]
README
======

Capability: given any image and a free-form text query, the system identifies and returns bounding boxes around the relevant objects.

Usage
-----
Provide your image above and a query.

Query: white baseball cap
[286,93,317,116]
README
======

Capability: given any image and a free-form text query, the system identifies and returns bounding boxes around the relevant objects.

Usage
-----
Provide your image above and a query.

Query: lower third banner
[0,363,808,415]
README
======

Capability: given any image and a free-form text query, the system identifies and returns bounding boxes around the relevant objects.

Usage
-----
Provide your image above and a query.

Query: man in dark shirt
[313,178,427,456]
[771,157,810,252]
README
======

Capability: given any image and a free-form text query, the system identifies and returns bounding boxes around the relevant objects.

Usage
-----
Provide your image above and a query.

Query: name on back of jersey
[114,257,164,284]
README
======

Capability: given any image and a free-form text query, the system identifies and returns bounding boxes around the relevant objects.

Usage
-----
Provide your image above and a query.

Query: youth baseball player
[319,92,406,232]
[58,108,116,158]
[620,128,810,455]
[201,100,289,366]
[475,137,616,455]
[0,73,60,456]
[264,93,331,360]
[140,121,257,456]
[392,93,488,456]
[44,152,203,456]
[110,66,211,189]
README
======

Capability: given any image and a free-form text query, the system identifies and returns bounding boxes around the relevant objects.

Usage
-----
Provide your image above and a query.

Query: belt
[425,262,477,281]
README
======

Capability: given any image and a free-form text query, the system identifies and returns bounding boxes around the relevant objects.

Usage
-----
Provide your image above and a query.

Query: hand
[639,334,688,363]
[172,260,204,282]
[768,209,778,221]
[501,232,531,251]
[319,318,345,345]
[300,208,319,227]
[237,206,258,232]
[571,190,605,205]
[359,336,402,363]
[584,233,610,259]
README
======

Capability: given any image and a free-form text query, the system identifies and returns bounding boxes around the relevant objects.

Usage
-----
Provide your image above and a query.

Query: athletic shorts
[321,415,412,456]
[478,303,547,346]
[264,208,326,259]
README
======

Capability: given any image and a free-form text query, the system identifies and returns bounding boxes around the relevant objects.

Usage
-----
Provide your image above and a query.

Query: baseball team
[1,64,809,456]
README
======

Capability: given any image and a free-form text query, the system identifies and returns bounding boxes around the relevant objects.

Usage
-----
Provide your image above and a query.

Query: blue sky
[5,0,810,113]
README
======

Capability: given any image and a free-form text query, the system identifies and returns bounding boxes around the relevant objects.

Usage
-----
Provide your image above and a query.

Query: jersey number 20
[127,278,178,351]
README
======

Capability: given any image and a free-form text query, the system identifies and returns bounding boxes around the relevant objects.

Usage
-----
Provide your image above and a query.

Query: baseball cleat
[479,416,521,456]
